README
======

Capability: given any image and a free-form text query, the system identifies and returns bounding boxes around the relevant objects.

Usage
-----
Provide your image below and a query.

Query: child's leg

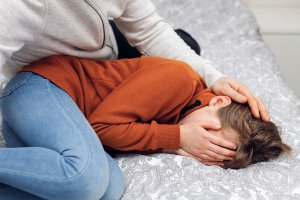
[2,120,27,148]
[0,183,43,200]
[2,120,125,200]
[0,72,125,200]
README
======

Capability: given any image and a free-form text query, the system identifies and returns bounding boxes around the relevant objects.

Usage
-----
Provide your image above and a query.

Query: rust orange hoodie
[19,55,215,151]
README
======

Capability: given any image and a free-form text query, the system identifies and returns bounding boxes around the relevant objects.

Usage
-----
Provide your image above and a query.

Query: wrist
[179,125,187,148]
[162,148,177,154]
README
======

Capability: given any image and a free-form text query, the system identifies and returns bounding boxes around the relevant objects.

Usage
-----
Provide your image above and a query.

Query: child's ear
[209,96,231,108]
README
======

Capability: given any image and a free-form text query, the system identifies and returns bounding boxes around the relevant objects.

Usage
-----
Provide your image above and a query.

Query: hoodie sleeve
[88,57,194,151]
[113,0,225,86]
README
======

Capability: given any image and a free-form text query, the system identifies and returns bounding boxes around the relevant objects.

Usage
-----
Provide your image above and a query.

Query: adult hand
[179,122,236,165]
[211,77,269,122]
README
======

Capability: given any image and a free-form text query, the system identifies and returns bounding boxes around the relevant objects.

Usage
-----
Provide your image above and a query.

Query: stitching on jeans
[45,80,91,181]
[0,79,91,182]
[0,81,91,181]
[0,72,33,98]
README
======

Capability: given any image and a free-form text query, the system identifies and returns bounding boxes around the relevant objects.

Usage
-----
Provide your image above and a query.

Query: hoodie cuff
[155,124,180,149]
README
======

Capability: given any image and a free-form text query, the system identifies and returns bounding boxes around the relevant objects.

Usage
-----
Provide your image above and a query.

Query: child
[176,100,291,169]
[0,55,291,199]
[19,55,291,169]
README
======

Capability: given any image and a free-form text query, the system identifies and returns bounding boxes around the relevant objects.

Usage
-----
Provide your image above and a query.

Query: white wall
[246,0,300,99]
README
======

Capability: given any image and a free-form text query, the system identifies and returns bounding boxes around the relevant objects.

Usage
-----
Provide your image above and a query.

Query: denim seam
[0,78,90,182]
[45,80,91,181]
[0,72,33,98]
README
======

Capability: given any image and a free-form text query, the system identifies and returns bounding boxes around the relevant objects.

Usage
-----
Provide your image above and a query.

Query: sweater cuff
[155,124,180,149]
[197,62,226,87]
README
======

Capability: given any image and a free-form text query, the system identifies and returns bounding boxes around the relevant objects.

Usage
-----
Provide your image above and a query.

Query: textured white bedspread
[0,0,299,199]
[115,0,300,199]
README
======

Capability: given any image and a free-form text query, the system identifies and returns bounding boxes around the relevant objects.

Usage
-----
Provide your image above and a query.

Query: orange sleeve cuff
[155,124,180,149]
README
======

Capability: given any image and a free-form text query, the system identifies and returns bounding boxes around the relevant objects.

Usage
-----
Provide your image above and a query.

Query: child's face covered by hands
[179,96,238,145]
[176,96,238,167]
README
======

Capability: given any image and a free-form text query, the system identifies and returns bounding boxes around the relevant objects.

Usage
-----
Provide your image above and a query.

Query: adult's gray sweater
[0,0,224,91]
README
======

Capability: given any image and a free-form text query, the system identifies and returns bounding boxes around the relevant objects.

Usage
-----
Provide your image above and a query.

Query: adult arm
[114,0,269,121]
[113,0,223,86]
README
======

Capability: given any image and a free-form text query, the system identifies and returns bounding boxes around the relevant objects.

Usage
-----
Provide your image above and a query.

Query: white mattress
[115,0,300,199]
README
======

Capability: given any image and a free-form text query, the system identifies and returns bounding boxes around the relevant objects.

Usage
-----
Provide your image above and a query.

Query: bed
[1,0,300,199]
[113,0,300,199]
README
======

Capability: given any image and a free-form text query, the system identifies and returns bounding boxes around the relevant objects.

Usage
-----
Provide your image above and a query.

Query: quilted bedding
[115,0,300,199]
[0,0,299,199]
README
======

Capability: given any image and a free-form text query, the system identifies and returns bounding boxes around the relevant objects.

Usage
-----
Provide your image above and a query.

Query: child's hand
[179,122,236,163]
[166,148,225,167]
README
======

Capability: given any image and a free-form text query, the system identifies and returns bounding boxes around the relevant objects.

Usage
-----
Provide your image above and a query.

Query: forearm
[130,22,224,85]
[94,121,180,151]
[137,24,225,86]
[115,0,225,85]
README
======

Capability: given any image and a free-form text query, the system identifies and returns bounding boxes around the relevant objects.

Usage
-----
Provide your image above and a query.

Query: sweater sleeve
[88,58,194,151]
[113,0,225,86]
[0,0,45,88]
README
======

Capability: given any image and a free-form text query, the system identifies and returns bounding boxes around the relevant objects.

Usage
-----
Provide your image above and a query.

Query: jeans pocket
[0,72,33,98]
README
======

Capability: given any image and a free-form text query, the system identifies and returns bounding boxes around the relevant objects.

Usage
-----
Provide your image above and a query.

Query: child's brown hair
[217,102,291,169]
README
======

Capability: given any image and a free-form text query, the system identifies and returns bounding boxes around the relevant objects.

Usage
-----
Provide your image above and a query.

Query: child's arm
[88,59,194,151]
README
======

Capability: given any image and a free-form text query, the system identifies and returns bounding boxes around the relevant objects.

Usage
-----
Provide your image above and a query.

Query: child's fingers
[205,149,234,161]
[177,149,226,167]
[197,121,221,130]
[202,161,225,167]
[177,148,225,163]
[208,133,237,152]
[208,143,235,160]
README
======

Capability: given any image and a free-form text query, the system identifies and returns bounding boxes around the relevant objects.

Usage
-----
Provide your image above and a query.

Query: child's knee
[51,159,110,200]
[101,155,125,200]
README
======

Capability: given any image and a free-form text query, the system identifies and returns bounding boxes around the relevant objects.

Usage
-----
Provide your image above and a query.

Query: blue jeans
[0,72,125,200]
